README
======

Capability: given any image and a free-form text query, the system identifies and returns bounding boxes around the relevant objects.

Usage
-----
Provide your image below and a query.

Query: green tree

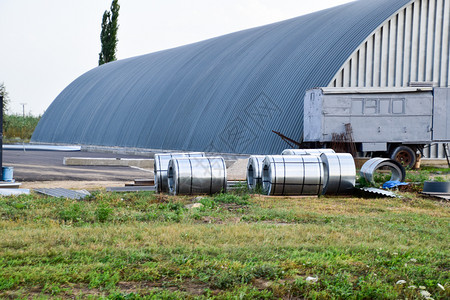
[0,82,9,114]
[98,0,120,65]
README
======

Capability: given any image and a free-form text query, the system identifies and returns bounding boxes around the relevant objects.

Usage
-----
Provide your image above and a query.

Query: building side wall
[329,0,450,158]
[329,0,450,88]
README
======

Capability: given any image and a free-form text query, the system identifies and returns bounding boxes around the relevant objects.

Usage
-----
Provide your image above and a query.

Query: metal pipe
[320,153,356,194]
[167,157,227,195]
[154,152,205,193]
[281,148,335,155]
[262,155,324,196]
[246,155,266,191]
[359,158,405,184]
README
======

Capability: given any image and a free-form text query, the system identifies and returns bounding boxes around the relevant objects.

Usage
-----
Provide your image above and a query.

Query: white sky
[0,0,354,116]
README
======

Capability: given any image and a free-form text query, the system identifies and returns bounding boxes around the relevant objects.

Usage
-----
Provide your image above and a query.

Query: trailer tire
[390,146,416,169]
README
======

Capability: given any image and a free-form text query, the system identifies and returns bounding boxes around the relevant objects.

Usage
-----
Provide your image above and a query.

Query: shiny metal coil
[246,155,266,191]
[281,148,336,155]
[262,155,324,196]
[320,153,356,195]
[359,158,405,184]
[167,157,227,195]
[154,152,205,193]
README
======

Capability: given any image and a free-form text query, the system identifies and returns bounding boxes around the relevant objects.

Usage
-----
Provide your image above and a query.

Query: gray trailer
[303,87,450,168]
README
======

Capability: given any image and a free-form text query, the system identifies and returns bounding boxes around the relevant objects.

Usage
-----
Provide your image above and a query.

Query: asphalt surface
[3,150,152,182]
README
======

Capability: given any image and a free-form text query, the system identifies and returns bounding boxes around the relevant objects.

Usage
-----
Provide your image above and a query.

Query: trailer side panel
[432,88,450,141]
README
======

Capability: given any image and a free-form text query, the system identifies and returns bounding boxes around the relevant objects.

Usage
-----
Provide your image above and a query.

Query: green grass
[3,114,41,142]
[0,190,448,299]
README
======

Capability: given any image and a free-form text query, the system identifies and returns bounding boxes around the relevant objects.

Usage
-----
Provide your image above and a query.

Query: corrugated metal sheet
[32,0,411,155]
[330,0,450,88]
[34,188,90,200]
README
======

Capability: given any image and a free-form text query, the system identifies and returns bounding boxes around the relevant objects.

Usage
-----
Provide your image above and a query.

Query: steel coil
[154,152,205,193]
[320,153,356,195]
[360,158,405,183]
[167,157,227,195]
[246,155,266,191]
[282,148,336,155]
[262,155,324,196]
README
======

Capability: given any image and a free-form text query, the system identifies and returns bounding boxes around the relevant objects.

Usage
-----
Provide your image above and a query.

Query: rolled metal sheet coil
[423,181,450,193]
[360,158,405,184]
[320,153,356,195]
[262,155,324,196]
[282,148,336,156]
[246,155,266,191]
[154,152,205,193]
[167,157,227,195]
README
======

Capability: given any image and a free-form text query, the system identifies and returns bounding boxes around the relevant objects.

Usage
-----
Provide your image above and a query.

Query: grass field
[0,187,449,299]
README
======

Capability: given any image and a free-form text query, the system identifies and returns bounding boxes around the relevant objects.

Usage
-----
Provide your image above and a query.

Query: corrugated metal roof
[32,0,412,154]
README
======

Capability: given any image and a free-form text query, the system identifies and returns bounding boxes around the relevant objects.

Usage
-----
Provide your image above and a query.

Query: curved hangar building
[32,0,450,155]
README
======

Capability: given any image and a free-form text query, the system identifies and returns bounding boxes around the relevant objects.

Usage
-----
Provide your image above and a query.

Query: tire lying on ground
[262,155,324,196]
[246,155,266,191]
[168,157,227,195]
[320,153,356,195]
[154,152,205,193]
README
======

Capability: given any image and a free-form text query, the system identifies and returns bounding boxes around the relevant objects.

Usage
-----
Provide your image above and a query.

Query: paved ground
[3,150,152,182]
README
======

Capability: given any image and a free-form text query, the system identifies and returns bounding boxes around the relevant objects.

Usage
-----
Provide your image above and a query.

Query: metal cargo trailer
[303,87,450,167]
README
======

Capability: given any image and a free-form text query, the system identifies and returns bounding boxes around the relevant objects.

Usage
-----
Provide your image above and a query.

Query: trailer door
[432,88,450,141]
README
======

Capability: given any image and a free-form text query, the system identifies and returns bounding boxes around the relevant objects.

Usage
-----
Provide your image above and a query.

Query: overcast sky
[0,0,355,116]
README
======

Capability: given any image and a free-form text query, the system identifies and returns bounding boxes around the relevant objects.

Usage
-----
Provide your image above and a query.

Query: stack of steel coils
[154,152,205,193]
[154,148,356,196]
[167,157,227,195]
[249,149,356,196]
[246,155,266,191]
[281,148,336,156]
[262,155,325,196]
[320,153,355,195]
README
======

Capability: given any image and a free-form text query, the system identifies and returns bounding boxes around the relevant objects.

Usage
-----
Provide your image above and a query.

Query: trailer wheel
[390,146,416,169]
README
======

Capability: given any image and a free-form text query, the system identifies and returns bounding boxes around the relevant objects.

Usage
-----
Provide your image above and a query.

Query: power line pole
[20,103,26,117]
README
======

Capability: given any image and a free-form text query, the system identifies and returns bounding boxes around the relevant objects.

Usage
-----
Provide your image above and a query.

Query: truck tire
[390,146,416,169]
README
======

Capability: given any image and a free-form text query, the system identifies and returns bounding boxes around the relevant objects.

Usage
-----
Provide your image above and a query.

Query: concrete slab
[64,157,154,168]
[226,159,248,181]
[0,182,22,189]
[0,189,29,196]
[4,145,81,151]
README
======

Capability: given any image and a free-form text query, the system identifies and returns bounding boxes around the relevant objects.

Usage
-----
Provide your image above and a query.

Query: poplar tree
[99,0,120,65]
[0,82,9,114]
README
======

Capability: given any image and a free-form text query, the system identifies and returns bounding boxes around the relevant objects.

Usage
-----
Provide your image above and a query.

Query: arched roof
[32,0,412,154]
